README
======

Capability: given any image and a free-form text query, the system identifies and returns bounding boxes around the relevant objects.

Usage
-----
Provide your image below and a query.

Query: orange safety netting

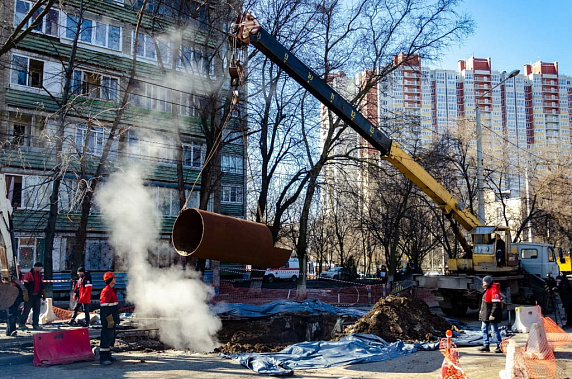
[499,316,572,379]
[52,305,136,321]
[439,331,467,379]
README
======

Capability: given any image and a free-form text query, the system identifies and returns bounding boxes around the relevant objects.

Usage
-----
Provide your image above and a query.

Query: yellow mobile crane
[229,12,561,316]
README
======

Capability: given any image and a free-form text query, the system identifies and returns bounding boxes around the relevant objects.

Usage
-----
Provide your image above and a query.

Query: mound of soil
[216,312,347,354]
[344,294,451,343]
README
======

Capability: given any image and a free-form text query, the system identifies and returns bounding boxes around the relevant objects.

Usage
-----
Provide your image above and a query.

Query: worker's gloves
[488,315,495,321]
[22,289,29,302]
[106,314,115,328]
[41,289,46,299]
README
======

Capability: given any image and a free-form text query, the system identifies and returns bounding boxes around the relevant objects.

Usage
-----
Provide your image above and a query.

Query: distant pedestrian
[20,262,44,330]
[478,275,503,353]
[99,271,119,365]
[69,267,92,327]
[555,275,572,328]
[379,265,388,298]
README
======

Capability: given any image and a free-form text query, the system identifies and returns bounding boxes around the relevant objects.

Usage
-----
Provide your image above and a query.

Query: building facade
[1,0,245,273]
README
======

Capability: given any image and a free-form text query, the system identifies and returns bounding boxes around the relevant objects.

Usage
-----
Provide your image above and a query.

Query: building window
[222,185,243,204]
[5,175,23,208]
[10,54,43,88]
[129,80,171,112]
[12,124,27,146]
[221,154,243,174]
[75,124,104,155]
[14,0,59,36]
[18,238,37,270]
[182,142,204,168]
[71,70,118,101]
[66,14,121,51]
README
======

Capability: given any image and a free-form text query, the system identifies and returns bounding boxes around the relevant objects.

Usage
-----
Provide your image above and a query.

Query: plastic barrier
[39,298,59,325]
[512,305,543,333]
[33,328,94,366]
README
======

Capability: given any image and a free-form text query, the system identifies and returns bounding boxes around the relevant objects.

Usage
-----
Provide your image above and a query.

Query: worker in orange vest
[99,271,119,365]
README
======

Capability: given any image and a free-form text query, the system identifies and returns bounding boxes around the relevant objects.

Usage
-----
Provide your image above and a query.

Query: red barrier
[33,328,94,366]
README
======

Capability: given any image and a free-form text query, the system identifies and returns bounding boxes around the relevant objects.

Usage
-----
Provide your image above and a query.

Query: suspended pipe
[172,208,292,268]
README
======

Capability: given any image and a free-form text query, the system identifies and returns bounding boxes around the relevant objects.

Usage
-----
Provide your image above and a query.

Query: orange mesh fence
[53,306,74,321]
[543,316,572,350]
[212,283,422,305]
[499,316,572,379]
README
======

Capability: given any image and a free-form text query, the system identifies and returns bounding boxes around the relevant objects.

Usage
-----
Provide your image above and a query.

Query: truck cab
[264,255,300,283]
[516,242,559,279]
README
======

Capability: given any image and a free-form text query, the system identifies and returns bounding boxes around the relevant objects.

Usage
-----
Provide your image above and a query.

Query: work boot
[19,324,28,331]
[478,345,490,352]
[101,360,112,365]
[495,346,503,353]
[10,331,17,337]
[32,325,43,331]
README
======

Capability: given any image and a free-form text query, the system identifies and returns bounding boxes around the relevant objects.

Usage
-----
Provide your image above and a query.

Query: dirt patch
[215,312,348,354]
[344,294,451,343]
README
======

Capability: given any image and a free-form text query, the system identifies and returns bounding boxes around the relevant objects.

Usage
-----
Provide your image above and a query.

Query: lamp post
[475,69,519,224]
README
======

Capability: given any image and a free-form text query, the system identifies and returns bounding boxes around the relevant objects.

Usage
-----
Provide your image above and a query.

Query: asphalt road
[1,309,571,378]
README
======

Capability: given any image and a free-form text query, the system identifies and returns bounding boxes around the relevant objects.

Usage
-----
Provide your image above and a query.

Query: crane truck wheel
[440,305,468,317]
[290,275,297,282]
[265,275,275,283]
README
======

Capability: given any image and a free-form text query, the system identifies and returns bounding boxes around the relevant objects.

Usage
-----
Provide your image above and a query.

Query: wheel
[440,305,468,317]
[333,275,339,280]
[266,275,275,283]
[290,275,297,282]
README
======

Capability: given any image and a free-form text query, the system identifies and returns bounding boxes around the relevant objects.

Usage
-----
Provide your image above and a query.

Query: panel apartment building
[0,0,246,274]
[379,55,572,203]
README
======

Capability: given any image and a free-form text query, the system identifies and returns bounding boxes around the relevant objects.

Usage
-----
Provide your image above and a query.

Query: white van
[263,256,300,282]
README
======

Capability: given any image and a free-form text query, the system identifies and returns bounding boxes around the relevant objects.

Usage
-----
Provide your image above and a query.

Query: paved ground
[0,310,571,378]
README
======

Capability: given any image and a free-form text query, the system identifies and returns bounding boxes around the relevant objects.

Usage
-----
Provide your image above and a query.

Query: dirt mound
[344,294,451,343]
[215,312,347,354]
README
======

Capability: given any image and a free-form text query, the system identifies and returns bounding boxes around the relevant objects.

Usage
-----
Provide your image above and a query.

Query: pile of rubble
[344,294,451,343]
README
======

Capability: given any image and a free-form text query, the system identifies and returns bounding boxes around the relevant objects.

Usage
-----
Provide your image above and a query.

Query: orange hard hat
[103,271,115,281]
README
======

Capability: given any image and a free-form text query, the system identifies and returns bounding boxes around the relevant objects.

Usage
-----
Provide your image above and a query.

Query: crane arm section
[232,13,481,253]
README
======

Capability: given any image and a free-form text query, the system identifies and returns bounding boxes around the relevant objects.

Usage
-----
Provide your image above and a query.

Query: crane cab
[447,226,518,273]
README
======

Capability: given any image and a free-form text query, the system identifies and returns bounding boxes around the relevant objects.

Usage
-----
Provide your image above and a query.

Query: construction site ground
[1,307,571,378]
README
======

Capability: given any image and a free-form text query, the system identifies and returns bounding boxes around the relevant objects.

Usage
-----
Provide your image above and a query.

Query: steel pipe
[172,208,291,268]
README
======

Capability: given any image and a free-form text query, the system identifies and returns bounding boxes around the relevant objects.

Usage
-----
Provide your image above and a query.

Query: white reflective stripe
[492,299,501,302]
[85,284,92,287]
[99,348,111,352]
[101,302,118,306]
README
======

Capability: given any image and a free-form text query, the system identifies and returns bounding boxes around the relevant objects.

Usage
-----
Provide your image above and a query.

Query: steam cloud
[95,162,221,352]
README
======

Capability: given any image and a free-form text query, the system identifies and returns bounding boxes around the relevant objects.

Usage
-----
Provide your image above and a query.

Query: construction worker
[99,271,119,365]
[478,275,503,353]
[69,267,92,327]
[20,262,44,330]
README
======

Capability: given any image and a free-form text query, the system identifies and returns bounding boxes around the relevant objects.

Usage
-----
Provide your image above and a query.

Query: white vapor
[95,163,221,352]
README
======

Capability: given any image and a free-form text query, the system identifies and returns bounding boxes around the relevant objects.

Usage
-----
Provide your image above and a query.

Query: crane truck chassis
[229,12,563,318]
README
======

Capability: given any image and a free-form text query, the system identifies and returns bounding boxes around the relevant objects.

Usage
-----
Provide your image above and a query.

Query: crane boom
[231,13,481,254]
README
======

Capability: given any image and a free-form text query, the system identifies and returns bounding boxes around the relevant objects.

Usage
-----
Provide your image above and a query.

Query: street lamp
[475,69,520,224]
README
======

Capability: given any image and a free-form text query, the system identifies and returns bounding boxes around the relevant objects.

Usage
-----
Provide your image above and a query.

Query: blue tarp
[212,299,368,318]
[221,334,438,376]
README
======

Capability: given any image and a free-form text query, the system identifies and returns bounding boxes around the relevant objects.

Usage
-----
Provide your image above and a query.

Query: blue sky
[433,1,572,76]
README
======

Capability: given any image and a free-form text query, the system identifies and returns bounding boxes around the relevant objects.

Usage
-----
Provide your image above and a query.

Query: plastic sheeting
[211,299,368,318]
[221,333,438,375]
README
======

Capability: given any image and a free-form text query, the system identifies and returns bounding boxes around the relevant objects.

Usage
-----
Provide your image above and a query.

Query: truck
[228,12,562,317]
[263,255,300,283]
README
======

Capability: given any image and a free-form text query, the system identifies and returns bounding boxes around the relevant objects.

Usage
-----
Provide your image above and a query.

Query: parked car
[320,267,343,279]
